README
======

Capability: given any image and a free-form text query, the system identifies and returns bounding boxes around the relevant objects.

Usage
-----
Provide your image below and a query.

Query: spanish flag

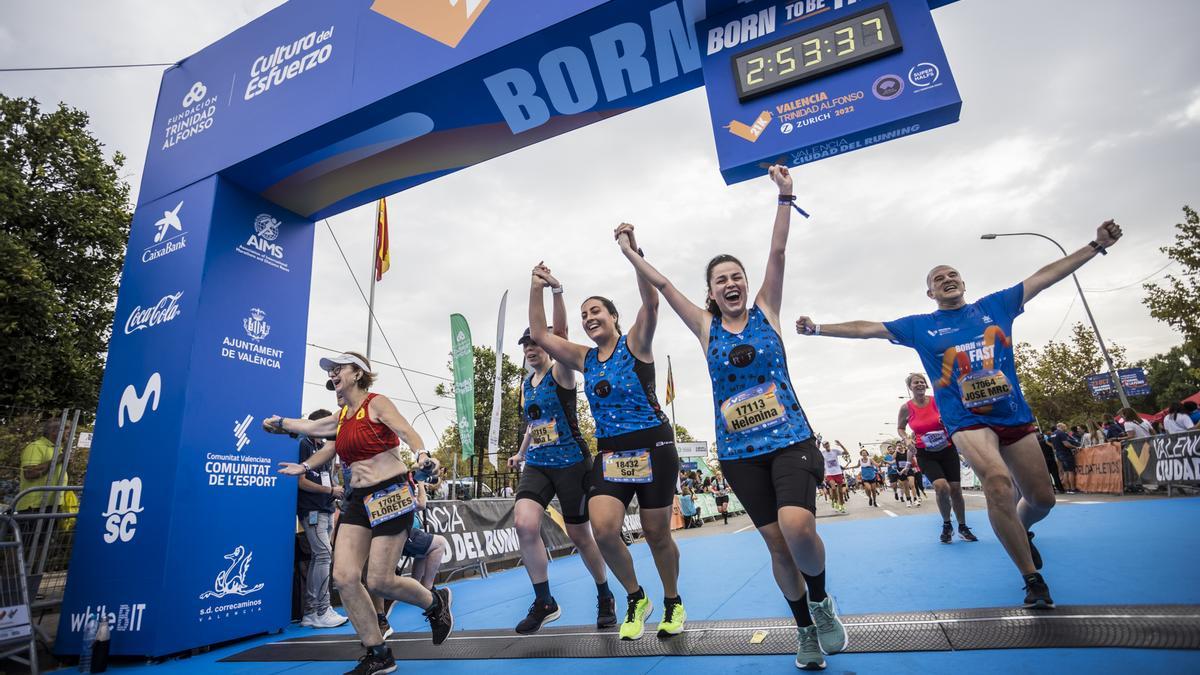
[375,198,390,281]
[665,356,676,406]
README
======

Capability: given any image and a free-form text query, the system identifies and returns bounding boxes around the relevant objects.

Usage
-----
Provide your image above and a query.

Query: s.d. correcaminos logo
[370,0,491,48]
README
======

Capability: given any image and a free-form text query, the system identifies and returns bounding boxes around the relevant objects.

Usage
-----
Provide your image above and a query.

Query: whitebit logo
[233,414,253,452]
[118,373,161,428]
[182,82,207,108]
[153,202,184,243]
[102,477,144,544]
[243,308,271,341]
[370,0,491,48]
[199,546,265,599]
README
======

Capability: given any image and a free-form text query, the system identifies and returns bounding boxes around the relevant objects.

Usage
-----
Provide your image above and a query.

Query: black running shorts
[917,446,962,483]
[516,457,592,524]
[719,438,823,528]
[588,425,679,510]
[339,474,415,538]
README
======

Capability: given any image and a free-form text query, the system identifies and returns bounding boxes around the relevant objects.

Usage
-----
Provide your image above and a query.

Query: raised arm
[263,412,339,439]
[1022,220,1123,304]
[537,266,578,388]
[529,264,589,371]
[756,165,796,321]
[796,316,896,340]
[615,223,709,341]
[614,223,659,360]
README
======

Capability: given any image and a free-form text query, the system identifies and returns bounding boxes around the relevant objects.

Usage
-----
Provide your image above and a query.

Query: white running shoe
[300,613,318,627]
[905,502,911,508]
[311,608,349,628]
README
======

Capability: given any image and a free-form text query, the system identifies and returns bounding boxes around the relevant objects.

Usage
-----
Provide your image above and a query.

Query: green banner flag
[450,313,475,460]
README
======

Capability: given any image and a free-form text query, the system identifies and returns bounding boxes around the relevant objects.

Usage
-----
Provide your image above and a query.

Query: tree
[1137,343,1200,412]
[672,424,697,442]
[433,346,525,477]
[1143,205,1200,350]
[0,96,131,411]
[1014,323,1138,425]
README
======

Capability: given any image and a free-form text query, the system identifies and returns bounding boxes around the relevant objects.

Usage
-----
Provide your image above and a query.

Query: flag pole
[365,200,381,361]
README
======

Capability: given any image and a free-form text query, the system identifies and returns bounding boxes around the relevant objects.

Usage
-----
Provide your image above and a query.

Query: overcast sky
[2,1,1197,450]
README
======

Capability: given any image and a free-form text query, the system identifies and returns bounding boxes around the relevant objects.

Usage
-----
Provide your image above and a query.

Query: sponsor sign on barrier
[1124,430,1200,486]
[1073,442,1123,495]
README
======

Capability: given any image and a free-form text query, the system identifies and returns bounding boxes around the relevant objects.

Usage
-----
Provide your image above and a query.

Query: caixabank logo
[370,0,491,48]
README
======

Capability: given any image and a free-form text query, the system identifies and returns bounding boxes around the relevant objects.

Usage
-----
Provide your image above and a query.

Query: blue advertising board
[698,0,961,184]
[1086,368,1152,400]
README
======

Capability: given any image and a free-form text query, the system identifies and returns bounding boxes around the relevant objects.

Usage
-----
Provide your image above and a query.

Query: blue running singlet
[522,368,586,468]
[707,306,812,461]
[583,335,669,441]
[884,284,1034,435]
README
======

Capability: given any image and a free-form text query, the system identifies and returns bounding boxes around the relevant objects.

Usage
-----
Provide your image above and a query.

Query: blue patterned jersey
[522,368,586,467]
[707,306,812,460]
[883,284,1034,435]
[583,335,669,439]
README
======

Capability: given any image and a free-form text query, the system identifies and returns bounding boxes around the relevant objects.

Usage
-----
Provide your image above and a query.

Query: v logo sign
[1124,442,1150,476]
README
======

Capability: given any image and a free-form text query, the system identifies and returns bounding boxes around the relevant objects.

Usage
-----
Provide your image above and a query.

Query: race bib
[603,449,652,484]
[362,482,415,527]
[721,383,788,434]
[529,421,560,449]
[921,431,950,451]
[959,369,1013,409]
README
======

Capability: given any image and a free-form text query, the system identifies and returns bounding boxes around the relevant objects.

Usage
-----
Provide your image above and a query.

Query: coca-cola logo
[125,292,184,334]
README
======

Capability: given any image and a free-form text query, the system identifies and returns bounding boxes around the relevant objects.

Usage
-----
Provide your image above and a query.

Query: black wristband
[1088,240,1108,255]
[637,247,645,258]
[778,194,796,202]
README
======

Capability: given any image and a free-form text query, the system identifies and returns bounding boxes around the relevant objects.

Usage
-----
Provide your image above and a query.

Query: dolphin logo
[1124,442,1150,477]
[118,373,162,428]
[153,201,184,243]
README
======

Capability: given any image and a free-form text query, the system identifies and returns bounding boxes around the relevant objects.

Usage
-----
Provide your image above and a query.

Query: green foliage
[672,424,696,442]
[1015,323,1135,425]
[1143,206,1200,350]
[0,96,131,411]
[1136,343,1200,412]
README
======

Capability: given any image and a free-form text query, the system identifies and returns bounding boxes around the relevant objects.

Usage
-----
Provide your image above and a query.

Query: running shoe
[377,614,393,640]
[423,587,454,645]
[619,595,653,640]
[1022,573,1055,609]
[515,598,561,634]
[300,613,317,628]
[657,599,686,637]
[795,625,825,670]
[905,501,911,509]
[313,608,349,628]
[940,522,953,544]
[807,596,848,654]
[958,524,978,542]
[1026,531,1043,570]
[597,594,617,629]
[916,499,922,507]
[345,649,396,675]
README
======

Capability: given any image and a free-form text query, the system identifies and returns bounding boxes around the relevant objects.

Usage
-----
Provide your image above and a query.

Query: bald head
[926,265,958,290]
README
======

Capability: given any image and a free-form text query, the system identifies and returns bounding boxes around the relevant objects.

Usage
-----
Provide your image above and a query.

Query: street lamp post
[980,231,1131,410]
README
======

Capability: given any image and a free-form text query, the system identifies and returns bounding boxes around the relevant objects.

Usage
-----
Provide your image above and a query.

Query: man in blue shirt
[794,219,1123,610]
[1049,423,1080,494]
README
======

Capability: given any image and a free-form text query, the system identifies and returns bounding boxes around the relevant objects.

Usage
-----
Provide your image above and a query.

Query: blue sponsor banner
[1086,368,1151,400]
[58,178,314,656]
[698,0,961,184]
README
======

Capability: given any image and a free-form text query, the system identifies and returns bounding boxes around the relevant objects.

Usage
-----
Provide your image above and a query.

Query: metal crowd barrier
[0,515,38,673]
[6,485,83,652]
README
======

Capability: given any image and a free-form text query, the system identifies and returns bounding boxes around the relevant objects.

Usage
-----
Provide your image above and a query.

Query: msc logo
[118,373,161,428]
[371,0,491,48]
[102,477,144,544]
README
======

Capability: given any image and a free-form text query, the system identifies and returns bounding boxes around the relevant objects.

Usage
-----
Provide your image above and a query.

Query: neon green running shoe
[618,595,653,641]
[795,625,826,670]
[656,599,686,637]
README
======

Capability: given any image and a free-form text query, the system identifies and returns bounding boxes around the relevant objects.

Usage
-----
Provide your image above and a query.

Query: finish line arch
[59,0,959,657]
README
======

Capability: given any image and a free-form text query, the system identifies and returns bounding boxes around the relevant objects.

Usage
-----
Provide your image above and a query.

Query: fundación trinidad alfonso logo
[370,0,491,48]
[726,111,773,143]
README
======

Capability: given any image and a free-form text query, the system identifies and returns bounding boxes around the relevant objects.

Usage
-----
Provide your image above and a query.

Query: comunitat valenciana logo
[245,26,335,100]
[370,0,491,48]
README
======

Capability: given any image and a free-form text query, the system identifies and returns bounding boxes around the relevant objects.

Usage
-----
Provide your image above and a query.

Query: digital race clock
[732,5,902,102]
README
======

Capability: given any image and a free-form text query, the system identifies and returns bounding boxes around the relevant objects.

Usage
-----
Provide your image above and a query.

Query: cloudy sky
[2,1,1197,450]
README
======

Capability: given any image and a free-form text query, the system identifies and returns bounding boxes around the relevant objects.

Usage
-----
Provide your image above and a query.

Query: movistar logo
[370,0,491,48]
[118,373,162,428]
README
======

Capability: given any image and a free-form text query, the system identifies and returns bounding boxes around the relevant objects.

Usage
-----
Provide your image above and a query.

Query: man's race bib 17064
[363,482,415,527]
[721,383,787,434]
[603,449,652,484]
[958,369,1013,409]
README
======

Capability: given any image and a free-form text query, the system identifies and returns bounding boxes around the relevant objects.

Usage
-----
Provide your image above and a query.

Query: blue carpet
[65,497,1200,673]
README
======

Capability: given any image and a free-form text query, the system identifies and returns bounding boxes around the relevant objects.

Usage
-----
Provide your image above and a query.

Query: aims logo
[370,0,491,48]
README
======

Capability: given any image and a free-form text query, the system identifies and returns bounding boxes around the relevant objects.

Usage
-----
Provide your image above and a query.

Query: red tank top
[905,397,946,449]
[335,393,400,465]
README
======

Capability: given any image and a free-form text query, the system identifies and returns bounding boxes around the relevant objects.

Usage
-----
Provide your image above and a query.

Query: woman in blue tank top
[528,239,685,642]
[616,166,846,669]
